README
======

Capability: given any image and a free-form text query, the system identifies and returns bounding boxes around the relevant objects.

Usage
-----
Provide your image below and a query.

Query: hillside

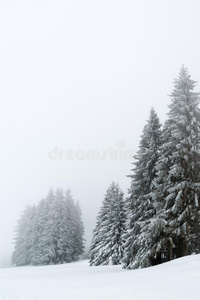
[0,254,199,299]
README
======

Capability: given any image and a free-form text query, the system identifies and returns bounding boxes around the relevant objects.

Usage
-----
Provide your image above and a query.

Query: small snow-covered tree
[12,205,37,266]
[41,189,58,264]
[63,189,77,262]
[54,188,68,264]
[89,217,102,265]
[89,182,126,266]
[122,108,162,269]
[31,198,49,265]
[73,202,85,261]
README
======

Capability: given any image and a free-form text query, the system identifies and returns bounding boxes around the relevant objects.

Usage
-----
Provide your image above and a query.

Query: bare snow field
[0,255,199,300]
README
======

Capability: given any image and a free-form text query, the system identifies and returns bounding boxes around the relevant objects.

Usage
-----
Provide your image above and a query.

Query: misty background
[1,0,200,267]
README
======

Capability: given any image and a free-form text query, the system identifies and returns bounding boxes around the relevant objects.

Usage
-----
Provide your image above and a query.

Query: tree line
[12,189,84,266]
[89,66,200,268]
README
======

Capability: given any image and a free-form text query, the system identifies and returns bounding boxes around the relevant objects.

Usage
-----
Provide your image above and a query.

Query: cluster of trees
[12,189,84,266]
[89,66,200,268]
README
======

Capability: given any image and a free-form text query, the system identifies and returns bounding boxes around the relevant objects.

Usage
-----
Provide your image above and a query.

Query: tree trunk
[181,239,189,256]
[168,241,173,261]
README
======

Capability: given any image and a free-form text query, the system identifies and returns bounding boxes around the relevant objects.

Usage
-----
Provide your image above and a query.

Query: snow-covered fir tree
[54,188,69,264]
[73,202,85,261]
[12,205,37,266]
[152,66,200,260]
[12,188,84,266]
[31,198,49,265]
[39,189,57,264]
[89,182,126,266]
[63,189,84,262]
[122,108,162,269]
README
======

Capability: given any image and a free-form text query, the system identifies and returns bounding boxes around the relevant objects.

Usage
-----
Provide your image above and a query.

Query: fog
[1,0,200,267]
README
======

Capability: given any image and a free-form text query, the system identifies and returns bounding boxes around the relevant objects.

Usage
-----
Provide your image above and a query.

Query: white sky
[1,0,200,266]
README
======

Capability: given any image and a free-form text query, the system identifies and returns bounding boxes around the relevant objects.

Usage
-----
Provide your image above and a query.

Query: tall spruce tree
[122,108,162,269]
[89,182,126,266]
[153,66,200,260]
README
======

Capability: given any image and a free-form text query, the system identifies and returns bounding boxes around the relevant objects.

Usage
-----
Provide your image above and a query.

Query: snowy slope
[0,255,199,300]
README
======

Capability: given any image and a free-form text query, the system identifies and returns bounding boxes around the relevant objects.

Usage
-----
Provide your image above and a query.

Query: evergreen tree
[73,202,85,260]
[89,217,102,266]
[153,66,200,260]
[12,205,37,266]
[89,182,126,266]
[54,188,68,264]
[63,189,77,262]
[42,189,58,264]
[122,108,162,269]
[31,198,49,265]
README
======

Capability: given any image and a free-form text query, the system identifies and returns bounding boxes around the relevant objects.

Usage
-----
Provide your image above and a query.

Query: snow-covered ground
[0,255,199,300]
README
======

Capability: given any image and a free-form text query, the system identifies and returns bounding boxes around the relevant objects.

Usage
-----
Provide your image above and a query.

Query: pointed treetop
[150,106,156,115]
[173,66,198,93]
